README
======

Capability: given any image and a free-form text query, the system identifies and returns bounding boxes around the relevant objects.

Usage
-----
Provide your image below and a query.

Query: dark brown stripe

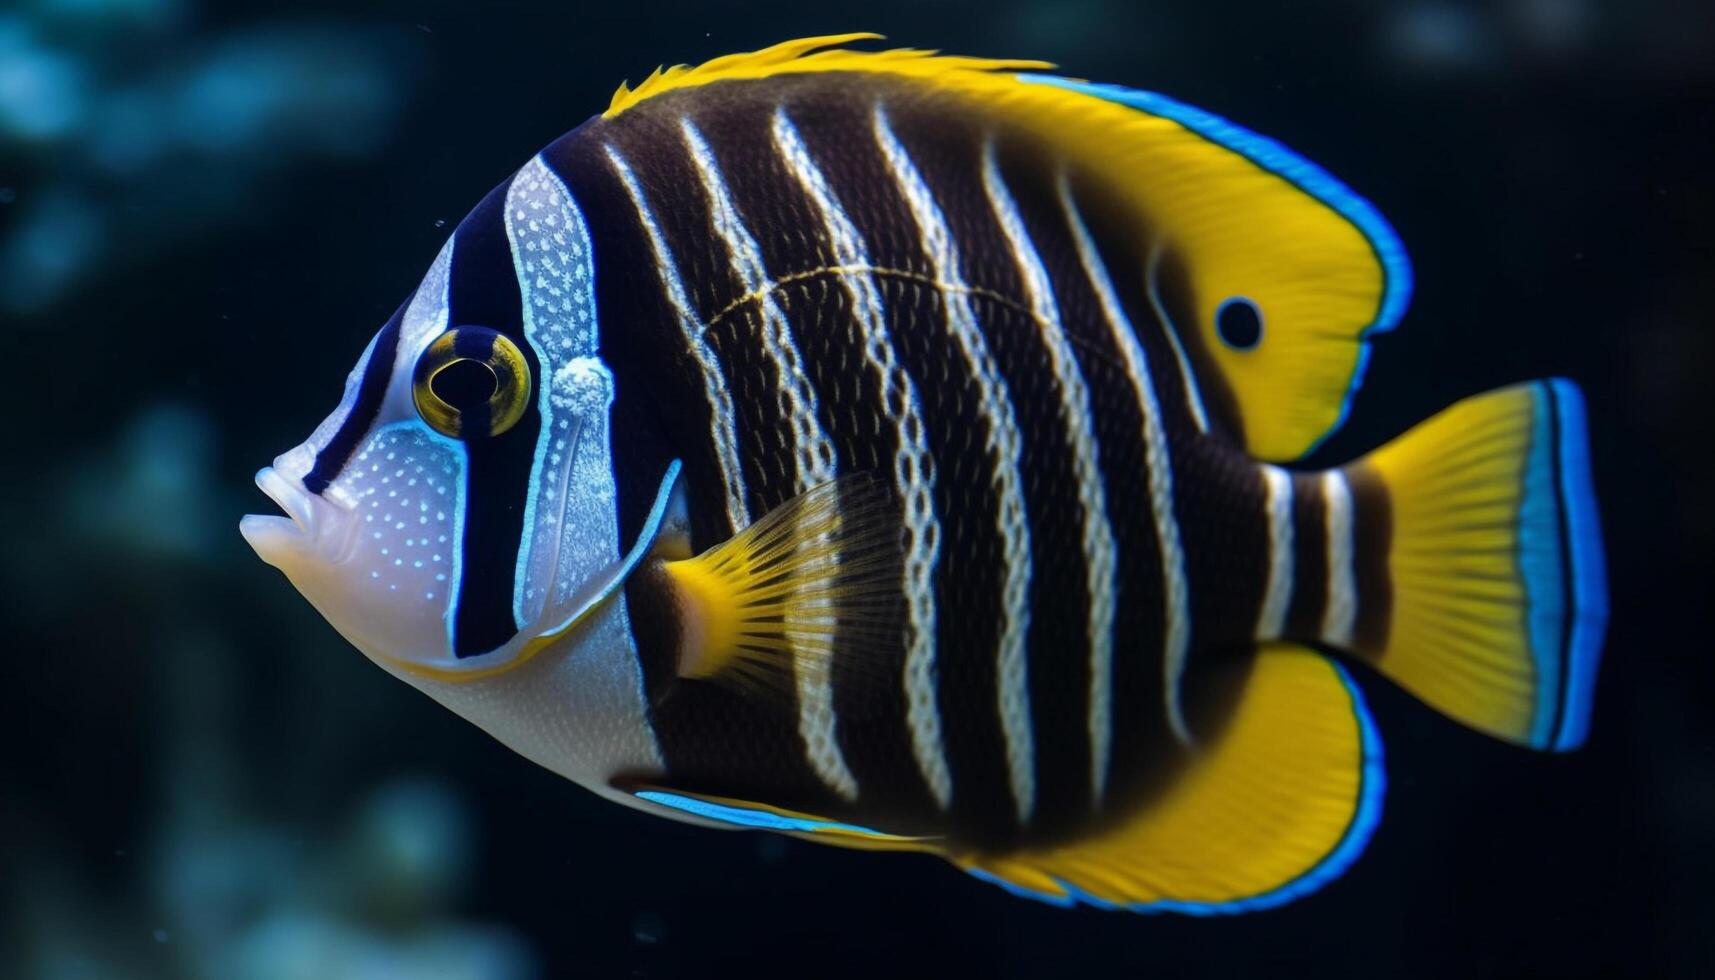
[1285,471,1329,640]
[880,96,1024,848]
[781,89,948,825]
[994,138,1120,837]
[1345,462,1393,655]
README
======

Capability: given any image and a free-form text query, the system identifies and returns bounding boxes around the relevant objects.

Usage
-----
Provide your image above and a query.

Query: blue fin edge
[976,663,1386,915]
[1546,380,1608,751]
[634,790,889,837]
[1018,74,1415,455]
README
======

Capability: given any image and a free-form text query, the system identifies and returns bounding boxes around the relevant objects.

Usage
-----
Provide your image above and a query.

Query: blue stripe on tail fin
[1354,380,1608,751]
[1545,380,1608,750]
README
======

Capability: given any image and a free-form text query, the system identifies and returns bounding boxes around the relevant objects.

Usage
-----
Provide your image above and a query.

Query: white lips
[240,466,315,565]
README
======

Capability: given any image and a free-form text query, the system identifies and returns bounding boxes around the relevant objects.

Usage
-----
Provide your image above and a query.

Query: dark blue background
[3,1,1710,976]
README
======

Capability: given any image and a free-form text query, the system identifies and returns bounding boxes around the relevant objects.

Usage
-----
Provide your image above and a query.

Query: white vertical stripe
[1321,470,1357,648]
[603,144,750,534]
[679,118,857,802]
[679,119,840,486]
[875,107,1037,824]
[1144,242,1212,433]
[982,145,1117,807]
[772,109,953,809]
[1256,465,1295,641]
[1059,176,1196,747]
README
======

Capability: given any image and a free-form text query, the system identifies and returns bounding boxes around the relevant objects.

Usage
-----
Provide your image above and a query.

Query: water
[3,1,1711,976]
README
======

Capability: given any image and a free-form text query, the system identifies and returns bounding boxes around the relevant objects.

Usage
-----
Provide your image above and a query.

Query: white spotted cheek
[288,422,466,667]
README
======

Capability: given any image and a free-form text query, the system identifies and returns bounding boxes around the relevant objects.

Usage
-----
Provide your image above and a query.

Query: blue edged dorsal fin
[605,34,1412,460]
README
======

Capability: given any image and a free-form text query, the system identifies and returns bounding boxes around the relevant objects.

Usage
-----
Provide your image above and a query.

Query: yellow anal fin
[625,785,938,853]
[605,35,1408,460]
[657,474,901,698]
[953,645,1384,913]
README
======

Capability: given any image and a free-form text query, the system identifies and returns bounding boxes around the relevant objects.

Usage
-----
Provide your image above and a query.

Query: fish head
[242,159,648,689]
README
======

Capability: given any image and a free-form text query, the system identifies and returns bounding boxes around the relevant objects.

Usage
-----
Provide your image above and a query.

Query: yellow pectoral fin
[657,473,901,700]
[627,786,939,853]
[954,645,1385,913]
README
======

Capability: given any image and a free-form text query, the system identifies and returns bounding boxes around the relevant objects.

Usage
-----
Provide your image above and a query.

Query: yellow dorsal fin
[953,645,1384,913]
[606,35,1410,460]
[605,33,1051,118]
[656,474,901,699]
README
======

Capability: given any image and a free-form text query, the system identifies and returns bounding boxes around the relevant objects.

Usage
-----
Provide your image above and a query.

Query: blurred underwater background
[1,0,1711,976]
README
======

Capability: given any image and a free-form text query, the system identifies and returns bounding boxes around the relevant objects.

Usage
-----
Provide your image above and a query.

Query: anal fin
[953,644,1384,913]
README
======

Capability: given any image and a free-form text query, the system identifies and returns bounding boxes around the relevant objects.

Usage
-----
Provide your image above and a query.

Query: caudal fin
[1348,380,1607,751]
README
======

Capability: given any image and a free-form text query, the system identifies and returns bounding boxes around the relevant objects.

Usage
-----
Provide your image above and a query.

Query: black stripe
[1542,381,1575,743]
[546,92,842,816]
[554,135,742,554]
[444,180,536,657]
[891,101,1049,851]
[304,305,404,495]
[1066,170,1273,656]
[1346,463,1393,655]
[770,91,946,823]
[1060,173,1266,827]
[450,327,496,437]
[634,106,793,521]
[1285,472,1329,640]
[992,140,1111,838]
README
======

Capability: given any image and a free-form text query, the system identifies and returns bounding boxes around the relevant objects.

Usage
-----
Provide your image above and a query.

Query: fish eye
[1215,297,1263,351]
[412,326,532,439]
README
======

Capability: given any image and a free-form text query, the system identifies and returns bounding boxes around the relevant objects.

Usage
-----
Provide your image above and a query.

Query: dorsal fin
[604,35,1411,460]
[605,33,1050,119]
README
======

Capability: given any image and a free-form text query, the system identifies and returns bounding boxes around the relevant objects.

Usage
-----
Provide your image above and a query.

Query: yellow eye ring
[412,327,532,439]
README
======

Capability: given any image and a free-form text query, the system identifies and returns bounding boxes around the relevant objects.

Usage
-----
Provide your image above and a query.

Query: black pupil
[431,358,498,409]
[1216,298,1263,350]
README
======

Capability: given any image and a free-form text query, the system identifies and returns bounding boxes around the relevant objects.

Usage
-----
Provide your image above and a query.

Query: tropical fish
[241,35,1609,913]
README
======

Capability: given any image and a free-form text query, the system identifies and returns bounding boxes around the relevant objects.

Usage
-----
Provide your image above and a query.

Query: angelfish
[242,35,1608,912]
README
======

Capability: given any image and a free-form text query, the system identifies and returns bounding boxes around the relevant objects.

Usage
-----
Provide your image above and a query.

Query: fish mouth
[241,466,327,564]
[250,466,314,531]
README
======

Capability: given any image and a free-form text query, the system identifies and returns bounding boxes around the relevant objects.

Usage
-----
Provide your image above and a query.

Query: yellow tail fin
[1353,379,1607,751]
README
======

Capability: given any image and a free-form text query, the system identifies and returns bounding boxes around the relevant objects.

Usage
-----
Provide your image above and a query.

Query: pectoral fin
[656,474,902,700]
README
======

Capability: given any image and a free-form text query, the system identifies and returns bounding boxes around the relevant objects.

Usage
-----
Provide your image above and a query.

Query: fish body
[243,36,1608,911]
